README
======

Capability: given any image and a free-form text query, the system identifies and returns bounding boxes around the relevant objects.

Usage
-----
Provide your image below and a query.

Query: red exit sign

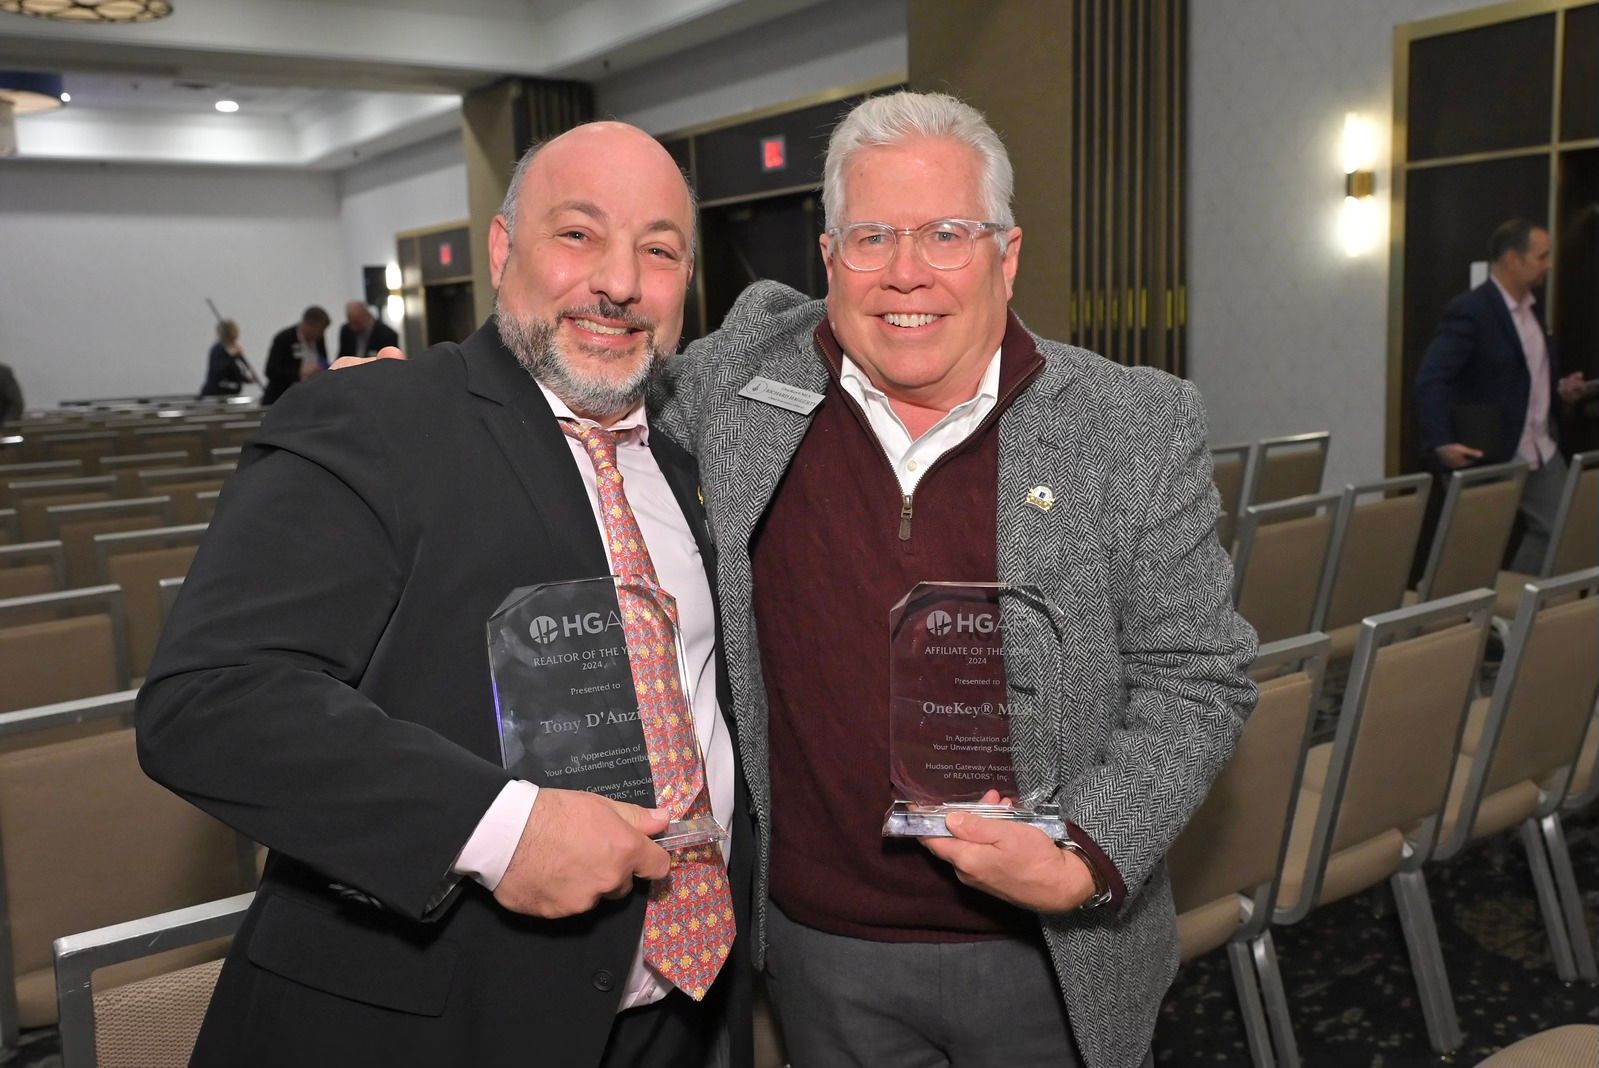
[438,242,453,267]
[761,135,786,172]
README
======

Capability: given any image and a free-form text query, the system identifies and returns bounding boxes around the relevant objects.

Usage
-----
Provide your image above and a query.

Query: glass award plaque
[487,576,726,850]
[882,582,1067,841]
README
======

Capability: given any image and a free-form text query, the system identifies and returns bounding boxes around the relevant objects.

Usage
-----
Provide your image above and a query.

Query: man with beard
[136,123,752,1068]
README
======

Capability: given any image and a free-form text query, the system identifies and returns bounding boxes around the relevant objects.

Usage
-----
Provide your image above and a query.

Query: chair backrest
[129,427,207,465]
[0,462,84,507]
[1281,589,1493,920]
[1170,634,1326,920]
[1417,461,1527,601]
[1440,569,1599,858]
[40,434,117,473]
[54,893,252,1068]
[0,728,249,1034]
[1232,492,1340,643]
[47,498,172,590]
[100,530,204,678]
[0,587,130,712]
[1315,474,1432,633]
[100,453,190,498]
[1245,432,1330,508]
[0,542,65,602]
[158,577,183,626]
[1543,451,1599,578]
[11,478,117,542]
[133,465,233,498]
[1210,442,1250,550]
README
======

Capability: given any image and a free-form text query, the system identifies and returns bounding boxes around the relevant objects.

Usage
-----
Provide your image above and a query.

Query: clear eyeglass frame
[826,218,1007,272]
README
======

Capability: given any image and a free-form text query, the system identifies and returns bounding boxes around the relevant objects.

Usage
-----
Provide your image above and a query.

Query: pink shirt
[452,381,734,1012]
[1492,277,1557,467]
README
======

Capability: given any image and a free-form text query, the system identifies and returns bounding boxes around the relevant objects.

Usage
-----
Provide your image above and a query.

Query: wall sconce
[384,262,406,326]
[1339,112,1381,257]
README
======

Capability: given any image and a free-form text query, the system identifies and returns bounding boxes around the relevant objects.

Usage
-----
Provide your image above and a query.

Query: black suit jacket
[338,318,401,359]
[261,324,328,406]
[137,321,753,1068]
[1414,279,1561,466]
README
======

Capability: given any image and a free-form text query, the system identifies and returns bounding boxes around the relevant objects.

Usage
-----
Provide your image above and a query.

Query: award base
[654,816,729,851]
[882,801,1068,842]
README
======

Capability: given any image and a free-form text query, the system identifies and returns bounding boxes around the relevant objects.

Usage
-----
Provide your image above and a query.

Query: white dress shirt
[453,381,734,1012]
[838,348,1003,494]
[1492,277,1557,467]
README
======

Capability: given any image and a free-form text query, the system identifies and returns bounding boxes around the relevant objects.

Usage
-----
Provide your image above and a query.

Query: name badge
[739,376,824,415]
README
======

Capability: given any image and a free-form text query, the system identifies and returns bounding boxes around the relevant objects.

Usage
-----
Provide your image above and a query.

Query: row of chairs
[1212,431,1331,548]
[0,692,256,1062]
[2,529,198,709]
[1232,451,1599,648]
[1169,568,1599,1065]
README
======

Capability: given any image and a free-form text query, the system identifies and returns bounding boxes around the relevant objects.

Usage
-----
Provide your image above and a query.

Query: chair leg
[1389,869,1464,1055]
[1250,930,1301,1068]
[1520,818,1580,982]
[1539,813,1598,983]
[1227,940,1278,1068]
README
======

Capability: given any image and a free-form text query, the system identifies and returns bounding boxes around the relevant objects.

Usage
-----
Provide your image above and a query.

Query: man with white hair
[653,90,1256,1067]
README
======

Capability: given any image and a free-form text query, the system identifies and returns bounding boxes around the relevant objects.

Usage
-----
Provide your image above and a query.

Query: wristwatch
[1058,838,1113,911]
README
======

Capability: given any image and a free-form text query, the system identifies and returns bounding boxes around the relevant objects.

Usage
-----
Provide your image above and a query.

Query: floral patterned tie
[560,421,733,1001]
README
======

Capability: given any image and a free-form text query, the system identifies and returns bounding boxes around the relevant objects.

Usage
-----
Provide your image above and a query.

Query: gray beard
[496,296,663,419]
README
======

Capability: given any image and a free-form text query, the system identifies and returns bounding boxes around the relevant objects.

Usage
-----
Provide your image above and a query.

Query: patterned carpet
[8,813,1596,1067]
[1155,808,1599,1066]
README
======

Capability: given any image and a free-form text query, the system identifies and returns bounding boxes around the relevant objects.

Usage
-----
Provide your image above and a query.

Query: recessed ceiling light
[214,99,239,113]
[59,91,70,102]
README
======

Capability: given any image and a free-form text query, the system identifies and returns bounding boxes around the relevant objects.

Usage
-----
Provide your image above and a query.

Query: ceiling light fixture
[0,71,65,114]
[214,99,239,114]
[0,0,173,22]
[58,91,70,102]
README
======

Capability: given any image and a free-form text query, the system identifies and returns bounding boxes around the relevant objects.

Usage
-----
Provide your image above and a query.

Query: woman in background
[201,319,256,397]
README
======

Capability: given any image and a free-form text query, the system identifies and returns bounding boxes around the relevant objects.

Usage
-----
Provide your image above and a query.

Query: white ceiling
[0,0,834,168]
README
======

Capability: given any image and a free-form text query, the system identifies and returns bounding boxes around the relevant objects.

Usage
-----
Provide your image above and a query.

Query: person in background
[262,305,331,405]
[0,361,22,424]
[337,300,400,360]
[1415,218,1594,571]
[200,319,257,398]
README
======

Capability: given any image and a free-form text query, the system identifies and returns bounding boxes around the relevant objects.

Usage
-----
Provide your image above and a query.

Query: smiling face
[489,122,694,421]
[821,136,1021,413]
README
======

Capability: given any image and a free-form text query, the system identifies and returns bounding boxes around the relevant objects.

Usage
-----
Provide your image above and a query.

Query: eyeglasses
[826,218,1007,272]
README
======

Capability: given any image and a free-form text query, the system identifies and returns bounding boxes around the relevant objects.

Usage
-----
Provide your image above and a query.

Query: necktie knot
[560,421,619,468]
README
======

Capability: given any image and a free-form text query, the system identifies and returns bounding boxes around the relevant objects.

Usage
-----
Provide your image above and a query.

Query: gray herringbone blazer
[652,281,1257,1068]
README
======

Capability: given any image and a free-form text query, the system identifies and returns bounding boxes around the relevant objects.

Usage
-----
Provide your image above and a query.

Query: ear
[489,215,511,289]
[820,231,838,295]
[1001,226,1022,301]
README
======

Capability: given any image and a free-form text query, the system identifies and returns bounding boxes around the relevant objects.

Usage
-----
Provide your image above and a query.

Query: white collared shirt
[837,348,1003,495]
[453,382,733,1012]
[1491,276,1557,467]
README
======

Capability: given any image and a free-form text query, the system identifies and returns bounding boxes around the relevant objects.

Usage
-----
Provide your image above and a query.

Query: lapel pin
[1026,485,1055,512]
[697,485,705,506]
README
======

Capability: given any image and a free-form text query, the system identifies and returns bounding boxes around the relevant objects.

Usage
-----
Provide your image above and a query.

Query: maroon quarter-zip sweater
[753,315,1050,942]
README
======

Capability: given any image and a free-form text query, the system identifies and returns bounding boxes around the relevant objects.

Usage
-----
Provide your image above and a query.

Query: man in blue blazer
[1415,218,1591,570]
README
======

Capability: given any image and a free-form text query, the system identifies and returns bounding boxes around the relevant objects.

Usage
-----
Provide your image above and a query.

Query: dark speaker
[362,265,389,311]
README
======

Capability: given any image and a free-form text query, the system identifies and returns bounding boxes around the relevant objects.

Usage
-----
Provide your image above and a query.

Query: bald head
[486,120,696,421]
[498,122,694,251]
[345,301,373,331]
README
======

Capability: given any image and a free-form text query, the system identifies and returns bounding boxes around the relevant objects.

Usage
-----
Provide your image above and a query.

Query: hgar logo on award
[925,608,998,637]
[529,610,625,645]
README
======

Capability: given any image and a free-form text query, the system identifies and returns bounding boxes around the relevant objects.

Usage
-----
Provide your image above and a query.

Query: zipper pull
[899,495,913,541]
